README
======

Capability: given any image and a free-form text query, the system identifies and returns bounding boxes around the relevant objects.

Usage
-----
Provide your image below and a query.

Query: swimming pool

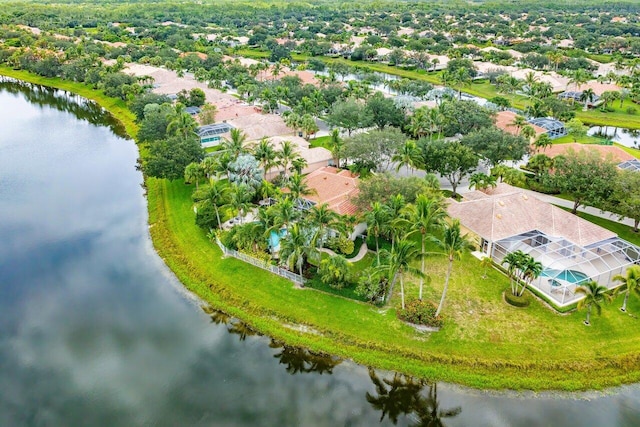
[269,229,287,251]
[541,269,589,285]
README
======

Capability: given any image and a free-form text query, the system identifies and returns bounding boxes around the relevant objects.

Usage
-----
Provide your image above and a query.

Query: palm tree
[404,195,446,301]
[167,103,198,140]
[508,115,528,136]
[576,280,613,326]
[327,129,344,168]
[580,88,596,111]
[279,222,312,278]
[192,178,230,230]
[307,203,340,247]
[223,128,247,160]
[270,198,298,231]
[612,265,640,313]
[521,125,536,141]
[451,67,472,100]
[568,69,591,93]
[534,134,553,153]
[229,184,254,225]
[385,194,407,251]
[184,162,205,190]
[520,256,543,297]
[393,140,419,173]
[468,173,497,191]
[480,256,493,279]
[432,220,473,317]
[502,250,526,296]
[366,202,391,266]
[286,172,315,200]
[253,137,278,177]
[600,90,620,110]
[277,140,300,181]
[383,238,424,310]
[408,106,431,139]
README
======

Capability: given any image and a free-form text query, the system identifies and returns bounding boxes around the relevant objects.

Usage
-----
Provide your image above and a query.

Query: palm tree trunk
[419,236,425,301]
[386,271,398,303]
[622,292,629,312]
[436,258,453,317]
[375,235,380,266]
[586,304,591,324]
[400,273,405,310]
[215,206,222,230]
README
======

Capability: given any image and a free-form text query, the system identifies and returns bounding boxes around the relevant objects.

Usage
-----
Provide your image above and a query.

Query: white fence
[215,237,305,285]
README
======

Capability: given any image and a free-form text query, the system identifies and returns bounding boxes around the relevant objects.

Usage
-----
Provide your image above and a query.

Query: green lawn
[148,177,640,390]
[309,135,332,149]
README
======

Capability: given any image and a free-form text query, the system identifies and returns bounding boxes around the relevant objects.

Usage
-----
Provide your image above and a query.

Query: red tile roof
[302,167,360,215]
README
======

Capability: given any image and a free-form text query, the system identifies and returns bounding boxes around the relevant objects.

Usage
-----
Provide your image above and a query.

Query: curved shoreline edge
[4,67,640,392]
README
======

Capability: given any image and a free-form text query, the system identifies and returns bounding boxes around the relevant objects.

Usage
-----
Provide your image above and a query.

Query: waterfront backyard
[149,177,640,390]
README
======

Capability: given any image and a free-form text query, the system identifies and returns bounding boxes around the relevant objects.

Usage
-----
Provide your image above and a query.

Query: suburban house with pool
[448,183,640,307]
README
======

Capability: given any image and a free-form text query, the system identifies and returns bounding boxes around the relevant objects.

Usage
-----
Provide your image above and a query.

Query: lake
[0,79,639,426]
[588,126,640,149]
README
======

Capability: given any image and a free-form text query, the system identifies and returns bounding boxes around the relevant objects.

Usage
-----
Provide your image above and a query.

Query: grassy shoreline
[5,68,640,392]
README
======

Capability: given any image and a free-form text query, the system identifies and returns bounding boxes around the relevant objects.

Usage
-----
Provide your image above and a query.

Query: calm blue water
[542,269,590,284]
[0,80,639,426]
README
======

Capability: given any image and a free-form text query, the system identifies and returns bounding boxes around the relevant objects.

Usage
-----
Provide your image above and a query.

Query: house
[264,136,333,179]
[494,111,546,138]
[448,183,640,307]
[300,166,366,239]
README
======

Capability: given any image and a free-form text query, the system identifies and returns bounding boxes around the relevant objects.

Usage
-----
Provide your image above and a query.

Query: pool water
[541,269,589,285]
[269,229,287,251]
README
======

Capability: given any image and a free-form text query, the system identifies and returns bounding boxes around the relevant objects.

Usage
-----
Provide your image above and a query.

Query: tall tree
[432,220,473,316]
[184,161,205,190]
[384,238,424,310]
[326,98,372,136]
[192,178,230,230]
[366,202,391,266]
[576,280,613,326]
[404,195,446,301]
[460,127,529,168]
[612,266,640,313]
[544,148,617,214]
[608,170,640,232]
[416,139,479,197]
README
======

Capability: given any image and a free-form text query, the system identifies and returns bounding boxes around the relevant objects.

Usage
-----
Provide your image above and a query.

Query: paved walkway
[319,241,369,262]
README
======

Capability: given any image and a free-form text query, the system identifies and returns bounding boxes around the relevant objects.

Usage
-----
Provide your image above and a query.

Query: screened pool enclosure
[490,230,640,306]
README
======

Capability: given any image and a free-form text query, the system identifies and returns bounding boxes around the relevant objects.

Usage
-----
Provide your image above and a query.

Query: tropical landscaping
[2,0,640,391]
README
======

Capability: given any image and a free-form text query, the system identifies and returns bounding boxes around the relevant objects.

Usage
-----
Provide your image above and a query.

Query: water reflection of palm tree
[269,340,342,375]
[202,306,232,325]
[410,383,462,427]
[366,369,461,426]
[366,369,425,424]
[227,320,259,341]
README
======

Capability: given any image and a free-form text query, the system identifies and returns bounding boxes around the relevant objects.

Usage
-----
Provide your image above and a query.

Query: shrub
[505,291,531,307]
[219,228,237,250]
[326,236,355,255]
[397,299,443,328]
[195,202,220,230]
[355,268,387,303]
[627,107,637,115]
[526,177,561,194]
